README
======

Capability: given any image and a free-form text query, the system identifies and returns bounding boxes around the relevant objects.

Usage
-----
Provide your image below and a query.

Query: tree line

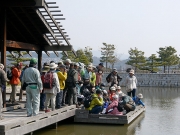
[6,44,180,73]
[100,44,180,73]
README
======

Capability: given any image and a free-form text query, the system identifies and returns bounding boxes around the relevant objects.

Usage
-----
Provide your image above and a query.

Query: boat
[74,105,145,124]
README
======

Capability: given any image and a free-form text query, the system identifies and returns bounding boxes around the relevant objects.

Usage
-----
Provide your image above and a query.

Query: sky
[47,0,180,60]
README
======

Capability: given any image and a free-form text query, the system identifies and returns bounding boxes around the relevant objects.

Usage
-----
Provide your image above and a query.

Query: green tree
[61,49,91,65]
[7,51,31,67]
[100,43,115,69]
[157,46,179,73]
[126,47,146,72]
[84,48,93,63]
[145,54,160,72]
[61,51,76,62]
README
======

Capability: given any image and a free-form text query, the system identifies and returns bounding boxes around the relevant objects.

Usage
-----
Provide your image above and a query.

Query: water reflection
[34,87,180,135]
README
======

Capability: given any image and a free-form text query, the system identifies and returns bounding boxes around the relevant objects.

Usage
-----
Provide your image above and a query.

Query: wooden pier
[74,105,145,125]
[0,104,76,135]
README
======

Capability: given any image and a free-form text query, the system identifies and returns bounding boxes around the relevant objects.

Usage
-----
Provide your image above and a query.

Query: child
[109,86,116,101]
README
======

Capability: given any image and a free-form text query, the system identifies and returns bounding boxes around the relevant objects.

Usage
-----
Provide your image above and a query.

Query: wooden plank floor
[0,104,76,135]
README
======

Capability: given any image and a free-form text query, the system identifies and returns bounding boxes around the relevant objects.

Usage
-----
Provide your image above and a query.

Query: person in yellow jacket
[56,65,67,109]
[90,67,96,87]
[88,90,103,114]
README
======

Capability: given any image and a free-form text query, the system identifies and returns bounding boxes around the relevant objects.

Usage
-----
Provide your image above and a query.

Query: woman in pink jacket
[106,95,123,115]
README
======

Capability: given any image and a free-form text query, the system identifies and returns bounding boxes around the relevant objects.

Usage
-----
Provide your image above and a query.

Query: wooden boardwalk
[0,104,76,135]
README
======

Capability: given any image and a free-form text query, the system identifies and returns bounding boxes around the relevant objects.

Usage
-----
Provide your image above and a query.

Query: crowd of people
[0,57,145,118]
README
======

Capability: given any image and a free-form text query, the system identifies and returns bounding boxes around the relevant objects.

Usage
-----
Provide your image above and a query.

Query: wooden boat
[74,105,145,124]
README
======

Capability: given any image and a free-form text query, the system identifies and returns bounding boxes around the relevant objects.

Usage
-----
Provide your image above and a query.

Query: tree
[7,51,31,67]
[157,46,179,73]
[109,53,121,69]
[145,54,161,72]
[126,47,146,72]
[84,47,93,63]
[61,49,92,65]
[100,43,115,69]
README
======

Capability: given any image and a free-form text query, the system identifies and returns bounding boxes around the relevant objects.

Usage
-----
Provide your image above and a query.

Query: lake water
[34,87,180,135]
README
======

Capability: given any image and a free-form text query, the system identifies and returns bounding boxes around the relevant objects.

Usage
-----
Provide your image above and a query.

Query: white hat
[74,63,79,66]
[119,92,125,97]
[87,65,93,69]
[113,95,119,99]
[110,86,116,91]
[102,90,107,94]
[66,59,72,64]
[49,63,58,69]
[116,86,121,90]
[113,84,117,88]
[129,69,134,74]
[137,93,143,99]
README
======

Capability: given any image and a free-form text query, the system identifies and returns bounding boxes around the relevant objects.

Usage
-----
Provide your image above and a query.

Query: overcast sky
[47,0,180,59]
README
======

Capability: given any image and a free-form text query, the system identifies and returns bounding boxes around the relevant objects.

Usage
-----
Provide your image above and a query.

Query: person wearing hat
[0,63,9,120]
[22,58,43,117]
[43,63,60,112]
[95,63,104,88]
[9,62,22,104]
[64,59,72,71]
[106,68,122,87]
[87,89,103,114]
[119,92,136,112]
[125,69,137,98]
[109,86,116,101]
[80,64,92,94]
[133,93,145,107]
[106,94,123,115]
[39,65,49,111]
[116,86,122,96]
[56,65,67,109]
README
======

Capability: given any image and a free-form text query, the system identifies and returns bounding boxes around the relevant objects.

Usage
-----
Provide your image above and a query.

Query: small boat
[74,105,145,125]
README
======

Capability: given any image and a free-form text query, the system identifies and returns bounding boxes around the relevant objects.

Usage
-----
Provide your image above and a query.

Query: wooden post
[1,8,7,107]
[38,51,42,72]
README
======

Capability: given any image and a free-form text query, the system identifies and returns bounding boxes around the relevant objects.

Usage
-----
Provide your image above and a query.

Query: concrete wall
[103,73,180,87]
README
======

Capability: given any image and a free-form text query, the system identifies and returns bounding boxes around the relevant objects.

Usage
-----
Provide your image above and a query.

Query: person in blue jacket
[133,93,145,106]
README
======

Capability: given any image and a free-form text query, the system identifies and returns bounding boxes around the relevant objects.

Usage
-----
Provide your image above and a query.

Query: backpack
[66,69,76,86]
[117,102,124,112]
[84,95,93,108]
[7,70,13,80]
[43,71,54,89]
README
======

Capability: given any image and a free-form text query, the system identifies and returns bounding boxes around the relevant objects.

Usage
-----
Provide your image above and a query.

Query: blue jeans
[56,90,63,108]
[40,92,46,110]
[26,85,40,116]
[89,106,102,114]
[127,89,136,98]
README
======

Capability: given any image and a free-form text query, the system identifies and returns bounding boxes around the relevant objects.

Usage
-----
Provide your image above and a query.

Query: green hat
[30,58,38,65]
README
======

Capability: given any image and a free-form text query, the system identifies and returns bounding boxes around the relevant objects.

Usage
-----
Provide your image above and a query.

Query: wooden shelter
[0,0,76,106]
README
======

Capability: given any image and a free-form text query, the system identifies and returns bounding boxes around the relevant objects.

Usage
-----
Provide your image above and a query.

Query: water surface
[34,87,180,135]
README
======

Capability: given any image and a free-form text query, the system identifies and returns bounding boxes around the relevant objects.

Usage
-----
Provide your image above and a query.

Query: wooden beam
[46,2,56,4]
[6,40,40,51]
[50,10,61,12]
[44,45,72,51]
[53,51,59,57]
[9,51,15,58]
[43,3,71,46]
[26,51,32,57]
[1,8,7,107]
[44,51,50,57]
[36,9,61,45]
[38,51,42,71]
